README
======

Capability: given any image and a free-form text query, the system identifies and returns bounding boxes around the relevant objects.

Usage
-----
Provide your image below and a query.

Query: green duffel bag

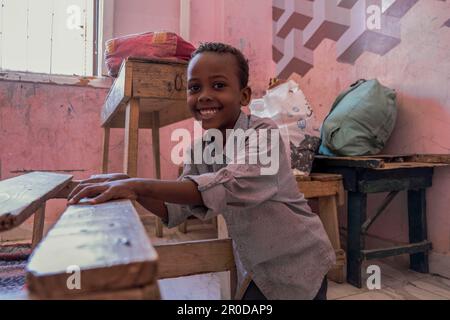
[319,79,397,156]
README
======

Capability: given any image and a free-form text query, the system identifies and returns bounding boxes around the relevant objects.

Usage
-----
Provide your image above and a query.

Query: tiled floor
[142,214,450,300]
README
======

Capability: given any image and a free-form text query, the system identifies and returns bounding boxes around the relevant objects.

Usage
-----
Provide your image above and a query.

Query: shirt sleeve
[162,160,197,228]
[183,119,282,221]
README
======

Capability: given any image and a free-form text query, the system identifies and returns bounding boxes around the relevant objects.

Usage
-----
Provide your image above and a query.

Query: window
[0,0,99,76]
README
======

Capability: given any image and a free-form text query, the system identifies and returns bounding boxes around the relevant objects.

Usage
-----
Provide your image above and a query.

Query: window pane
[2,0,28,72]
[0,0,94,76]
[27,0,53,73]
[52,0,93,76]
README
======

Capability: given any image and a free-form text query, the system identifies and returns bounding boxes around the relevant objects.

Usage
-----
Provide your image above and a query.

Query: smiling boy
[68,42,335,300]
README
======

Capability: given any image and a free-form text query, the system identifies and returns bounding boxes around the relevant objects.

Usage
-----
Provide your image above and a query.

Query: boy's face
[187,52,251,131]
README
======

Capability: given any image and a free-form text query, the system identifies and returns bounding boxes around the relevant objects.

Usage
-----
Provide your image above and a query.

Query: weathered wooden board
[297,180,342,199]
[101,57,190,129]
[101,61,132,127]
[374,162,449,170]
[314,156,385,169]
[0,172,73,231]
[26,200,158,299]
[154,239,235,280]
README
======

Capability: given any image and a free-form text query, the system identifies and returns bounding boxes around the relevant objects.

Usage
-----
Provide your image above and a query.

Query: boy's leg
[242,277,328,300]
[241,281,267,300]
[313,276,328,300]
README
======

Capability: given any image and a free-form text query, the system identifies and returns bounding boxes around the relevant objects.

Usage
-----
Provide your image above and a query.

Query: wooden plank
[318,196,341,250]
[27,282,160,300]
[328,249,346,284]
[26,200,158,299]
[318,196,346,284]
[310,173,343,182]
[154,239,235,279]
[132,61,187,101]
[107,98,192,129]
[101,60,133,126]
[101,127,110,173]
[314,155,385,169]
[408,189,429,273]
[127,56,188,66]
[297,180,341,198]
[0,172,73,231]
[407,154,450,164]
[53,181,80,199]
[361,241,432,260]
[123,98,140,177]
[31,204,46,249]
[358,176,432,193]
[152,111,164,238]
[374,162,449,170]
[347,191,367,288]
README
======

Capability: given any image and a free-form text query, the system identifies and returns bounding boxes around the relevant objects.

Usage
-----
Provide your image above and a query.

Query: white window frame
[0,0,114,88]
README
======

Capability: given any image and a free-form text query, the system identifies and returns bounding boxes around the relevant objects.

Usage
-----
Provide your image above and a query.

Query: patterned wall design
[273,0,448,78]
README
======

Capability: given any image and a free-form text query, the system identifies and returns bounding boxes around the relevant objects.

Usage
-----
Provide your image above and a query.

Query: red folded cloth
[105,31,196,77]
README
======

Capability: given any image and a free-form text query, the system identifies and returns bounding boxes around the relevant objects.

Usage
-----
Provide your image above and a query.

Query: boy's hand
[68,173,130,200]
[67,179,138,205]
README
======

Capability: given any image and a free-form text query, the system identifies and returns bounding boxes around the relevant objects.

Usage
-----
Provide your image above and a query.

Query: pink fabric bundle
[105,31,196,77]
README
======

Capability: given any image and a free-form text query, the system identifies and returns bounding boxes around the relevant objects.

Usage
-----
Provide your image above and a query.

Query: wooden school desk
[313,154,450,288]
[100,57,192,237]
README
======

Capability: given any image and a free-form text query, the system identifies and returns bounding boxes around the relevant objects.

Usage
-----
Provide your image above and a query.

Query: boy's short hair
[191,42,249,89]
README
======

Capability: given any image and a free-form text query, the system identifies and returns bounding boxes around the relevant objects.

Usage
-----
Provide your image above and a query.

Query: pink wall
[273,0,450,273]
[0,0,273,240]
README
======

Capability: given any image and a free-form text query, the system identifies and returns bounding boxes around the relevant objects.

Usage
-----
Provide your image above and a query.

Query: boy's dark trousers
[242,276,328,300]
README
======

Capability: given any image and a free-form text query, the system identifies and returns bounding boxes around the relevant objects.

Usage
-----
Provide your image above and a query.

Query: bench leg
[408,189,429,273]
[178,222,187,233]
[124,98,139,177]
[101,127,110,173]
[318,195,345,283]
[152,111,163,238]
[31,204,46,249]
[347,191,367,288]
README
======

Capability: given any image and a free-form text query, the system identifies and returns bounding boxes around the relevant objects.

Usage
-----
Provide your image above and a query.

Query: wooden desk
[313,154,450,288]
[100,57,192,237]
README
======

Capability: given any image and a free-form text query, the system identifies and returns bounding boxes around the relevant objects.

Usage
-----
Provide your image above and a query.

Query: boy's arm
[67,178,203,221]
[134,179,203,205]
[133,179,203,221]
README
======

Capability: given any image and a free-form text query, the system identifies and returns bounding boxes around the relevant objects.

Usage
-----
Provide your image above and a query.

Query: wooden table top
[313,154,450,170]
[101,57,192,129]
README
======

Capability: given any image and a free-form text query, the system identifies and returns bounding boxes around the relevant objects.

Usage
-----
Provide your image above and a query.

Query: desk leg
[101,127,110,173]
[347,191,367,288]
[124,98,140,177]
[152,111,163,238]
[408,189,429,273]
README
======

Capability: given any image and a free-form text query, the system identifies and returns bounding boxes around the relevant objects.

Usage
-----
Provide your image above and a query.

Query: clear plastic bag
[249,80,321,176]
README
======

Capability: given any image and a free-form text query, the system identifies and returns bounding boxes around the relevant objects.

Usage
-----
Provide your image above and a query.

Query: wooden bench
[0,172,237,299]
[0,172,73,249]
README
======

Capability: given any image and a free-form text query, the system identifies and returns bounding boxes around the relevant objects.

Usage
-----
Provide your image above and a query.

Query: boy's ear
[240,86,252,106]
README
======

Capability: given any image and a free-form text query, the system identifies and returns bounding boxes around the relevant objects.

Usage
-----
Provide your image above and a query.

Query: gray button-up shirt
[164,111,335,300]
